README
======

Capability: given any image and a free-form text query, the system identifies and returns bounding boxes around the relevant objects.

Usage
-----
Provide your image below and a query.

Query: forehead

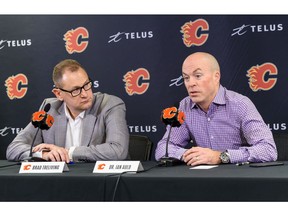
[182,58,211,74]
[61,68,89,87]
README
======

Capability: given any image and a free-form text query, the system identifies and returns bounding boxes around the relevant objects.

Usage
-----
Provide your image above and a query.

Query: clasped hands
[33,144,70,163]
[182,147,221,166]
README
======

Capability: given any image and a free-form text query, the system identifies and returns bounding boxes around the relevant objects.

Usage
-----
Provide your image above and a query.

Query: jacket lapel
[55,115,67,147]
[81,115,97,146]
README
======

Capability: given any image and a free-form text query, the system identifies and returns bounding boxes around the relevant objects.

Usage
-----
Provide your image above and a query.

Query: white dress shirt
[64,103,85,161]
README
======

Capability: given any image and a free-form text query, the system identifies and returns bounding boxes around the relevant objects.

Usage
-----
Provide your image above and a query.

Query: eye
[84,81,92,90]
[195,73,202,79]
[183,76,189,81]
[71,87,81,94]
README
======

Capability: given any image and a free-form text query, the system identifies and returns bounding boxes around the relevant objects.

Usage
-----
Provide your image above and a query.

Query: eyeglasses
[55,79,93,97]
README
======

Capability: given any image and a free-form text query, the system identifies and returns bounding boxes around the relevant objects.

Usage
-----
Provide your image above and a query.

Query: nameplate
[93,161,144,173]
[19,162,69,173]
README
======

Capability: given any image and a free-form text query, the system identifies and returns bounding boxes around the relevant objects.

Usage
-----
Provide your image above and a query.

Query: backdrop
[0,15,287,160]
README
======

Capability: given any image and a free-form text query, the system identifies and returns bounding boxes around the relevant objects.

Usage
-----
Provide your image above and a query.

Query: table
[0,160,288,201]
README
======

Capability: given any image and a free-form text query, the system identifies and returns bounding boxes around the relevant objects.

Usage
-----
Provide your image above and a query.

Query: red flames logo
[180,19,209,47]
[162,107,185,125]
[5,73,28,100]
[123,68,150,96]
[247,63,277,92]
[23,164,31,170]
[63,27,89,54]
[32,111,54,128]
[97,164,105,170]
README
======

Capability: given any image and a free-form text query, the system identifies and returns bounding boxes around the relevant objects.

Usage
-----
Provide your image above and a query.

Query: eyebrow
[182,72,188,76]
[182,68,202,76]
[69,79,90,90]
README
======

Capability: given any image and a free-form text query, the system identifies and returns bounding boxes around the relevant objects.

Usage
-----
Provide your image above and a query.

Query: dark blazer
[6,92,129,162]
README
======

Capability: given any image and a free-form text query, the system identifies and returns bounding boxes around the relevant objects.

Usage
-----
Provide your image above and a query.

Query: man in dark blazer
[6,59,129,162]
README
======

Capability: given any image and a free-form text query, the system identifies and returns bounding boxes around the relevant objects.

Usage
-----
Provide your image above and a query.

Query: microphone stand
[165,125,172,158]
[26,125,47,162]
[23,102,52,162]
[29,127,40,158]
[160,125,182,166]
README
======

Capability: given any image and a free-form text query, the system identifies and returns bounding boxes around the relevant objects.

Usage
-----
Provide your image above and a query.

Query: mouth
[189,91,199,96]
[81,98,91,104]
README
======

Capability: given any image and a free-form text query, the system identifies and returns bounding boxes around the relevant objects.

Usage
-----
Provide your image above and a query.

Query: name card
[93,161,144,173]
[19,162,69,173]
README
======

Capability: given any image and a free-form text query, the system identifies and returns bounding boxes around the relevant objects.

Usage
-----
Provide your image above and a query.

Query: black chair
[273,133,288,161]
[128,134,153,161]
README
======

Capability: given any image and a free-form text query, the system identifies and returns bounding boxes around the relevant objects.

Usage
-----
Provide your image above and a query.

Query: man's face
[53,68,93,118]
[182,55,220,111]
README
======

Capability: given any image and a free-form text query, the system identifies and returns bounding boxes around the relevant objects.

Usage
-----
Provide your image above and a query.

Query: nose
[80,87,89,97]
[187,77,196,87]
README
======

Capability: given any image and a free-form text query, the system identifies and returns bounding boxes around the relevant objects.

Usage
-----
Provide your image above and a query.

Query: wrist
[220,151,230,164]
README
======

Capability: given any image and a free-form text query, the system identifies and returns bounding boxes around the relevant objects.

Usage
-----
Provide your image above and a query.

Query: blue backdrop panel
[0,15,287,160]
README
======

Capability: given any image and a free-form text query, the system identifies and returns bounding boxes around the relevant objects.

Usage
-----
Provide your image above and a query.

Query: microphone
[159,105,185,166]
[161,106,185,127]
[27,103,54,161]
[31,103,54,130]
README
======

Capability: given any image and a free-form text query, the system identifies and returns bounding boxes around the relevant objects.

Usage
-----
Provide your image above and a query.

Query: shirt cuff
[68,147,76,161]
[33,151,42,158]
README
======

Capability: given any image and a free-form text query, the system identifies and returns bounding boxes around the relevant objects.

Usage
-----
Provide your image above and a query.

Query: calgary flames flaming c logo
[246,63,277,92]
[63,27,89,54]
[162,107,185,126]
[180,19,209,47]
[32,111,54,129]
[97,164,105,170]
[23,165,31,170]
[5,73,28,100]
[123,68,150,96]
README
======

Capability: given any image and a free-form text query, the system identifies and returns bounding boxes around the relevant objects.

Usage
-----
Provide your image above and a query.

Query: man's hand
[33,144,70,163]
[182,147,221,166]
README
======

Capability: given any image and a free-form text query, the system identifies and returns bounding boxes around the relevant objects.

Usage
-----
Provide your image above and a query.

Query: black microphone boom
[159,106,185,166]
[160,126,183,166]
[28,127,41,159]
[27,103,53,161]
[44,103,51,112]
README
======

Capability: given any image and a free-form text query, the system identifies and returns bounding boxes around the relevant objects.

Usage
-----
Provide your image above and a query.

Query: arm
[6,123,39,161]
[155,122,191,161]
[228,98,277,163]
[6,99,49,161]
[6,98,68,162]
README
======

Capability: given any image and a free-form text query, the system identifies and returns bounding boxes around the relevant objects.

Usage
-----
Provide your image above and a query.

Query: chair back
[273,133,288,161]
[128,134,153,161]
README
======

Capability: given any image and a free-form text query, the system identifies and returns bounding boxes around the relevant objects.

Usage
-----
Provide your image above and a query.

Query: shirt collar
[213,85,226,105]
[190,85,226,109]
[64,102,85,121]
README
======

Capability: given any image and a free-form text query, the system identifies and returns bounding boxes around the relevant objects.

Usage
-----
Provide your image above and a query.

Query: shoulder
[224,88,256,111]
[41,98,63,110]
[92,92,126,115]
[179,96,192,111]
[94,92,125,105]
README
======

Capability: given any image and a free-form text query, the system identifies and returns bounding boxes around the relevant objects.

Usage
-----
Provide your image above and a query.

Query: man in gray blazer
[6,59,129,162]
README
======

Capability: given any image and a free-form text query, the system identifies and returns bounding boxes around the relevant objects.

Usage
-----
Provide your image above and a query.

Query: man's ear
[52,88,64,101]
[214,70,221,82]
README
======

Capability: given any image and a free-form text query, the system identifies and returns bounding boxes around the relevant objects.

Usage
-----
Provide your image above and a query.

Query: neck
[198,103,210,113]
[65,105,80,120]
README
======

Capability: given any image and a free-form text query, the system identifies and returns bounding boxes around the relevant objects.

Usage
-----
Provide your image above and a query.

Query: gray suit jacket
[6,92,129,162]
